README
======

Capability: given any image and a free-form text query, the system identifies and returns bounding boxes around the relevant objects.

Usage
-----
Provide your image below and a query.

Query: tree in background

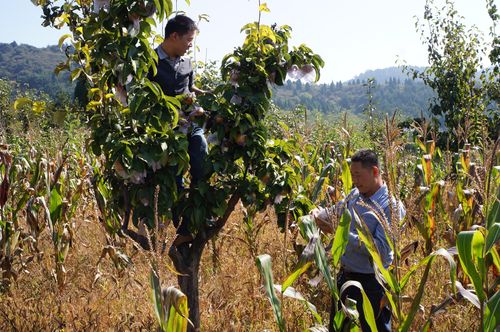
[409,0,498,148]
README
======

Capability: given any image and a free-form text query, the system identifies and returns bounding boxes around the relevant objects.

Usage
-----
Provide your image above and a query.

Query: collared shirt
[149,46,193,96]
[319,184,405,274]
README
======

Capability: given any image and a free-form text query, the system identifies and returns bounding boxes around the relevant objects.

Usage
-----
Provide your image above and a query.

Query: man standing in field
[148,15,208,247]
[312,149,405,332]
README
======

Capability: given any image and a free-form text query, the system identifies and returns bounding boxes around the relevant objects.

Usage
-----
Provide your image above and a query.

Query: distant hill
[0,42,72,97]
[0,42,435,118]
[351,66,426,83]
[272,72,435,118]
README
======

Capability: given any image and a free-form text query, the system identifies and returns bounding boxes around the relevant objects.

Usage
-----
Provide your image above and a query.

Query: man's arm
[311,207,335,234]
[191,85,208,96]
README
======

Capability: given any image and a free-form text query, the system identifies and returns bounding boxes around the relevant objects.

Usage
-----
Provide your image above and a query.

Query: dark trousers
[330,270,391,332]
[173,126,208,236]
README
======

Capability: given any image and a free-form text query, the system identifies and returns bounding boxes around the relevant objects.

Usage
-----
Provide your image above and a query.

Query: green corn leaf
[282,230,318,292]
[150,268,165,329]
[311,163,333,203]
[485,223,500,253]
[484,289,500,332]
[332,310,347,331]
[341,160,352,195]
[256,254,285,332]
[486,188,499,230]
[299,215,337,298]
[489,247,500,272]
[351,207,399,293]
[400,247,456,292]
[162,286,189,332]
[49,187,63,224]
[457,231,486,303]
[400,261,432,332]
[331,209,351,268]
[339,280,377,332]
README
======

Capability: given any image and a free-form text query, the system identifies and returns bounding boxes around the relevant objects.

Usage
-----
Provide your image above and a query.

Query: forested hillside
[0,42,72,97]
[272,75,435,118]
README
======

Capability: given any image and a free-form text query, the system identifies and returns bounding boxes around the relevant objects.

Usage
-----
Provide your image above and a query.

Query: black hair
[164,15,198,38]
[351,149,379,169]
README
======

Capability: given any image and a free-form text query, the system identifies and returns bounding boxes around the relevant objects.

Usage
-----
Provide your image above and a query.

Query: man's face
[172,30,195,56]
[350,161,379,196]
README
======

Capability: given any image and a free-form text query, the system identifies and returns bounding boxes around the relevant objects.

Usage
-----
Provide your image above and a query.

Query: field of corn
[0,99,498,331]
[1,0,499,331]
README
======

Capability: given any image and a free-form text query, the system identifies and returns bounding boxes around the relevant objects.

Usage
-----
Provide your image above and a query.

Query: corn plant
[256,253,323,331]
[151,267,190,332]
[453,160,500,331]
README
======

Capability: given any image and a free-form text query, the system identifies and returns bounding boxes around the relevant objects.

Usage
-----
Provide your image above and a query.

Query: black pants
[329,270,391,332]
[173,126,208,236]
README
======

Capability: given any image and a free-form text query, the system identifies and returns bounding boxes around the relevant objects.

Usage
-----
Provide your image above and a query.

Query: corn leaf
[351,207,399,293]
[484,289,500,332]
[341,160,352,195]
[256,254,285,332]
[485,222,500,253]
[400,261,432,332]
[299,215,337,297]
[486,188,499,230]
[457,231,486,302]
[49,188,63,224]
[400,247,456,292]
[339,280,377,332]
[455,280,480,309]
[150,269,165,329]
[311,163,333,203]
[274,285,322,324]
[162,286,189,332]
[331,209,351,268]
[282,230,318,292]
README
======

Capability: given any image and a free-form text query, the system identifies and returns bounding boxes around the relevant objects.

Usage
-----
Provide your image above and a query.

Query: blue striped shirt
[339,184,405,274]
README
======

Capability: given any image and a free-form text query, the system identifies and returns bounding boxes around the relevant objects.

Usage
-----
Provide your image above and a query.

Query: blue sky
[0,0,495,82]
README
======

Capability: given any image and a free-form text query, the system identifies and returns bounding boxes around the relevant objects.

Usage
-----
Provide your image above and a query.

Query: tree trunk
[177,239,204,331]
[168,192,240,331]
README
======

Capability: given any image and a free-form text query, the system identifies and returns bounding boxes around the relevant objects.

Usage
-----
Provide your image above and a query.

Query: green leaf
[457,230,486,302]
[311,162,333,203]
[282,230,318,292]
[163,286,189,332]
[400,247,456,291]
[487,189,499,229]
[256,254,285,332]
[484,289,500,332]
[331,209,351,268]
[339,280,377,332]
[400,261,432,332]
[299,215,337,298]
[341,159,352,195]
[49,187,63,224]
[150,268,165,329]
[70,68,83,81]
[351,207,399,293]
[485,223,500,253]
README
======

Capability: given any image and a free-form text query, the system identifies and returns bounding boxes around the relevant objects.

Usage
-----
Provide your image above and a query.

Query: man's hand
[311,207,334,234]
[188,106,205,119]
